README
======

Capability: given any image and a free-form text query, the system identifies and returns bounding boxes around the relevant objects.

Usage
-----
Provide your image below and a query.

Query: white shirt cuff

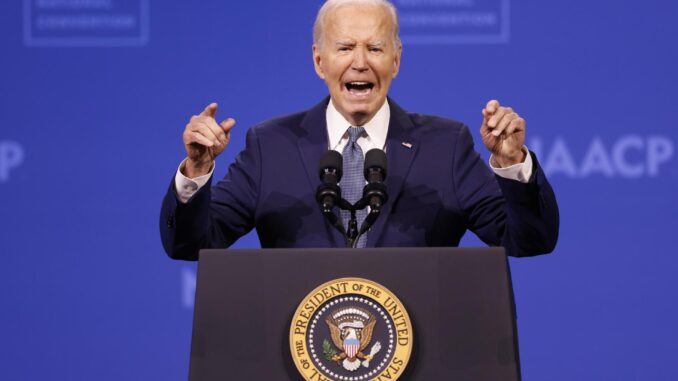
[174,159,214,203]
[489,147,533,183]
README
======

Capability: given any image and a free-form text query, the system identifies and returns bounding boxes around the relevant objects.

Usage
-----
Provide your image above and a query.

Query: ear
[391,44,402,79]
[312,45,326,80]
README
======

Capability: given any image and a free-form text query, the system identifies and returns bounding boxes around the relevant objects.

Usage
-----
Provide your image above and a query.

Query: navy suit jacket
[160,98,559,260]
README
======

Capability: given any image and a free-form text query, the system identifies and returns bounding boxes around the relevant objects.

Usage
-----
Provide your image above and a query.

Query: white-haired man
[160,0,559,259]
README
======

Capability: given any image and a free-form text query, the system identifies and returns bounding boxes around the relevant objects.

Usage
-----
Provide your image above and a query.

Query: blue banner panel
[24,0,149,46]
[0,0,677,380]
[397,0,509,43]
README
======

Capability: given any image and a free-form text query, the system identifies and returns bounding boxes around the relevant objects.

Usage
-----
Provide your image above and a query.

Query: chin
[344,107,371,123]
[333,93,384,125]
[344,100,379,116]
[346,105,371,115]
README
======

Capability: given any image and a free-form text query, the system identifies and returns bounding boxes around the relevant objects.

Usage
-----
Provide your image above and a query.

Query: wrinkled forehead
[323,5,395,43]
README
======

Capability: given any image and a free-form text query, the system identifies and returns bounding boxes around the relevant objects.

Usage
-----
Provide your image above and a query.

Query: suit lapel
[296,97,345,246]
[297,97,330,192]
[367,99,419,247]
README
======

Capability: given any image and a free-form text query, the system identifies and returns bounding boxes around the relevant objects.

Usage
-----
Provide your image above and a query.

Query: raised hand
[480,100,527,167]
[182,103,236,177]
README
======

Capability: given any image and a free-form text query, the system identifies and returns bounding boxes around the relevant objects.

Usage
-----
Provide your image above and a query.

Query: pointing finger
[200,103,218,118]
[485,100,500,114]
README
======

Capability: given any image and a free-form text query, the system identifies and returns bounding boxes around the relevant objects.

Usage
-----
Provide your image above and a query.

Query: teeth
[346,82,373,95]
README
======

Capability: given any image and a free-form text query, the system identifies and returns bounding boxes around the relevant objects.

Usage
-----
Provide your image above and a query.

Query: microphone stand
[347,208,359,248]
[339,197,381,248]
[336,199,358,248]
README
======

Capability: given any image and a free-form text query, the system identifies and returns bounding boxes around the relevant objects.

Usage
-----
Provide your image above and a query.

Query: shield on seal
[343,338,360,358]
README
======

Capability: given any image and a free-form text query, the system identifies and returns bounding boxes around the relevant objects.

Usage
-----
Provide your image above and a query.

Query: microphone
[355,149,388,239]
[316,150,343,213]
[362,149,388,210]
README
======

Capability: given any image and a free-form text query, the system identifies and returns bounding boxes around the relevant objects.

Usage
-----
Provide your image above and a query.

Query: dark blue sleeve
[159,128,262,260]
[453,125,559,257]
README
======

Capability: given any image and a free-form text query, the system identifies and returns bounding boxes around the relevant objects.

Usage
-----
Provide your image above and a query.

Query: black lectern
[189,247,520,381]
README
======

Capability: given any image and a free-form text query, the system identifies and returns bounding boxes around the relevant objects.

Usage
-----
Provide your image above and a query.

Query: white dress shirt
[174,99,533,203]
[326,98,389,154]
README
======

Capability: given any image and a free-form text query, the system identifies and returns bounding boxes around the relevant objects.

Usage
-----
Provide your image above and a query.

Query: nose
[351,47,368,72]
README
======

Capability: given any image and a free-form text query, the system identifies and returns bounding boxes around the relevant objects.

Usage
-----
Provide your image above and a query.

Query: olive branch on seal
[323,339,338,361]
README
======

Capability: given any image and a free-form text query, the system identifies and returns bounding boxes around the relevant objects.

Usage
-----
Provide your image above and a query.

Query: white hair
[313,0,401,49]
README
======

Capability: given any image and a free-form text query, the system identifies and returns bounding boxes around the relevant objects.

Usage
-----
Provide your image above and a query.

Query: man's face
[313,5,401,127]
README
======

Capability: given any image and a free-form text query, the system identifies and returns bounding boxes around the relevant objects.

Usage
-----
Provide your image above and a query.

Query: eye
[338,46,351,52]
[369,47,383,53]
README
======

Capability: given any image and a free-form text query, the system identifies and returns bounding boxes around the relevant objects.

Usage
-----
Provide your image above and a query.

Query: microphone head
[364,149,387,179]
[318,150,343,180]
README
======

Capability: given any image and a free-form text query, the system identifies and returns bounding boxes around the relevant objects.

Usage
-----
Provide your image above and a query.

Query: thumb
[200,103,218,118]
[481,108,491,128]
[482,108,490,120]
[219,118,236,133]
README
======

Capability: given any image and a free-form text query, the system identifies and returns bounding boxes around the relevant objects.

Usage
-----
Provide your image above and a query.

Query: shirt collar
[326,99,390,150]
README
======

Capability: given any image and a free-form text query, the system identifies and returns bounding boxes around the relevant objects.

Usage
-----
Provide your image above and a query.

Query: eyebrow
[334,40,386,47]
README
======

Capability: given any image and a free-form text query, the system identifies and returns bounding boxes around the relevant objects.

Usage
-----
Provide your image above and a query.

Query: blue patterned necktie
[341,126,367,248]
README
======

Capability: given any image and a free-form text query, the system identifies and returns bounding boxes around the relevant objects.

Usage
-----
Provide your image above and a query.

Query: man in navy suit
[160,0,559,260]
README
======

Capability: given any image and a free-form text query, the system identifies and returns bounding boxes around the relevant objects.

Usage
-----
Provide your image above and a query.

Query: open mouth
[345,81,375,96]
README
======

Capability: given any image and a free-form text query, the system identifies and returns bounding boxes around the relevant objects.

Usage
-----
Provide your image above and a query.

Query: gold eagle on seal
[325,306,382,371]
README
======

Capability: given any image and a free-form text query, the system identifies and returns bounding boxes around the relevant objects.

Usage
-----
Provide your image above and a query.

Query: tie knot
[347,127,365,145]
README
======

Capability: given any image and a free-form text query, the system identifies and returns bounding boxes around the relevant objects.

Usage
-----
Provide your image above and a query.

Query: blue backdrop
[1,0,676,380]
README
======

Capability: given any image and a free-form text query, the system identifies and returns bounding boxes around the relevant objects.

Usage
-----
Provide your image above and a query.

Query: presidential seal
[290,278,413,381]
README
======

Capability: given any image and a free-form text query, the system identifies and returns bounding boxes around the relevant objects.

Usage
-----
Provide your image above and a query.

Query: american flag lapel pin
[401,142,413,149]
